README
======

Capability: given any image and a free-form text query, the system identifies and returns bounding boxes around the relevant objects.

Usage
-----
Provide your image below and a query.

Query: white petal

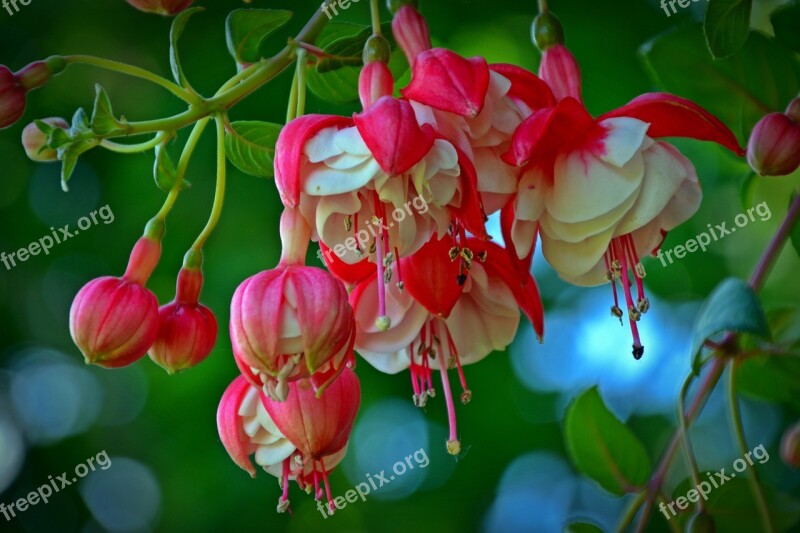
[303,157,382,196]
[541,226,614,280]
[547,148,644,224]
[254,439,296,467]
[540,187,638,243]
[595,117,650,167]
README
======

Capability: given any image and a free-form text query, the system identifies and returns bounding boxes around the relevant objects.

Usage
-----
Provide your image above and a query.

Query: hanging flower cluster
[1,0,749,517]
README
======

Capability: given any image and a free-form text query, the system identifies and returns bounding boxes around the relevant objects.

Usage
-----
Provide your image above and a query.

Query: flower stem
[538,0,549,13]
[616,491,646,532]
[154,118,209,221]
[370,0,382,35]
[63,55,199,104]
[726,360,774,533]
[190,115,227,252]
[677,371,705,512]
[99,131,169,154]
[750,191,800,291]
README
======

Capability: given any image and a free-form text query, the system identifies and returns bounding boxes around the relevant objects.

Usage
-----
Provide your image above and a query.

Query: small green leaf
[58,139,97,192]
[690,278,770,372]
[307,22,408,103]
[771,2,800,54]
[224,120,282,178]
[170,6,204,89]
[225,9,293,64]
[70,107,91,135]
[564,387,651,495]
[153,143,180,192]
[564,522,605,533]
[791,192,800,259]
[704,0,753,59]
[640,27,800,143]
[90,85,123,136]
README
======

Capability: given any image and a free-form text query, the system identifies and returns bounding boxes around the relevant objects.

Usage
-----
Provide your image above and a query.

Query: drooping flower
[502,18,743,358]
[275,64,485,332]
[393,4,556,215]
[149,264,218,374]
[70,235,161,368]
[747,101,800,177]
[217,368,360,513]
[229,208,355,401]
[349,234,543,454]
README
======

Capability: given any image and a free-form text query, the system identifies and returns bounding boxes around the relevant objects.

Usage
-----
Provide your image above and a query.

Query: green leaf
[225,9,293,64]
[307,22,408,103]
[90,85,123,136]
[703,0,753,59]
[224,121,282,177]
[564,387,651,495]
[671,477,800,531]
[564,522,605,533]
[791,192,800,259]
[771,2,800,54]
[640,27,800,143]
[153,143,183,192]
[690,278,770,371]
[58,139,96,192]
[70,107,91,135]
[170,6,204,89]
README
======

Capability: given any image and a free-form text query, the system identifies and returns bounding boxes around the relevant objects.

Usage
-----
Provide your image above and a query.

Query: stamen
[616,238,644,358]
[434,332,461,456]
[443,322,471,404]
[319,457,335,515]
[394,246,404,291]
[277,457,292,514]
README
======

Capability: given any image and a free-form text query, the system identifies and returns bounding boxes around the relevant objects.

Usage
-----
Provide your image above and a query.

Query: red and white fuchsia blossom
[30,0,755,518]
[501,26,743,358]
[217,368,360,513]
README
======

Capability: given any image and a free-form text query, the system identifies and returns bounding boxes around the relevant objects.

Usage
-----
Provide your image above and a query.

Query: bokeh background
[1,0,799,531]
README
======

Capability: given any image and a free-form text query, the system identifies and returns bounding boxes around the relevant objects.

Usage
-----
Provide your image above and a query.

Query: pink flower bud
[786,97,800,123]
[15,61,53,91]
[149,268,218,374]
[262,367,360,460]
[391,5,431,66]
[358,61,394,109]
[0,66,26,130]
[124,0,194,15]
[781,421,800,468]
[229,265,355,401]
[70,236,161,368]
[538,44,582,102]
[747,112,800,177]
[22,117,68,162]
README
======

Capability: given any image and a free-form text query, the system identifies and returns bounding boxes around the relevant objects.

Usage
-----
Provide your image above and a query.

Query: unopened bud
[747,112,800,177]
[781,421,800,468]
[22,117,68,162]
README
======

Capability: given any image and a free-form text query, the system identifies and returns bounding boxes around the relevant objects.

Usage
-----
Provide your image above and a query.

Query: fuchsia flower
[747,98,800,177]
[394,4,556,215]
[501,38,743,358]
[70,235,161,368]
[349,234,544,454]
[149,266,218,374]
[229,208,355,401]
[0,59,63,130]
[217,368,360,513]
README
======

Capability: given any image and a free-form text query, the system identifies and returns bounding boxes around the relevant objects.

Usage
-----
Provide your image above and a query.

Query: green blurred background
[1,0,800,532]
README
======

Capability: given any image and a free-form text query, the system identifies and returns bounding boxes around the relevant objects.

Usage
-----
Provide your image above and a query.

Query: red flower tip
[0,66,26,130]
[401,49,490,117]
[124,0,194,15]
[747,112,800,177]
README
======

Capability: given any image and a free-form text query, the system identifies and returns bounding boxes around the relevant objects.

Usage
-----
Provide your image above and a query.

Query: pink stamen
[617,239,644,359]
[435,334,460,455]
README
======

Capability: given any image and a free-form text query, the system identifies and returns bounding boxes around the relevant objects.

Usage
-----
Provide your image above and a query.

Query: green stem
[63,55,199,104]
[99,8,330,140]
[677,372,705,513]
[191,115,227,252]
[286,66,299,123]
[538,0,549,13]
[370,0,382,35]
[99,132,169,154]
[296,49,307,118]
[616,491,646,533]
[154,118,209,221]
[726,360,774,533]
